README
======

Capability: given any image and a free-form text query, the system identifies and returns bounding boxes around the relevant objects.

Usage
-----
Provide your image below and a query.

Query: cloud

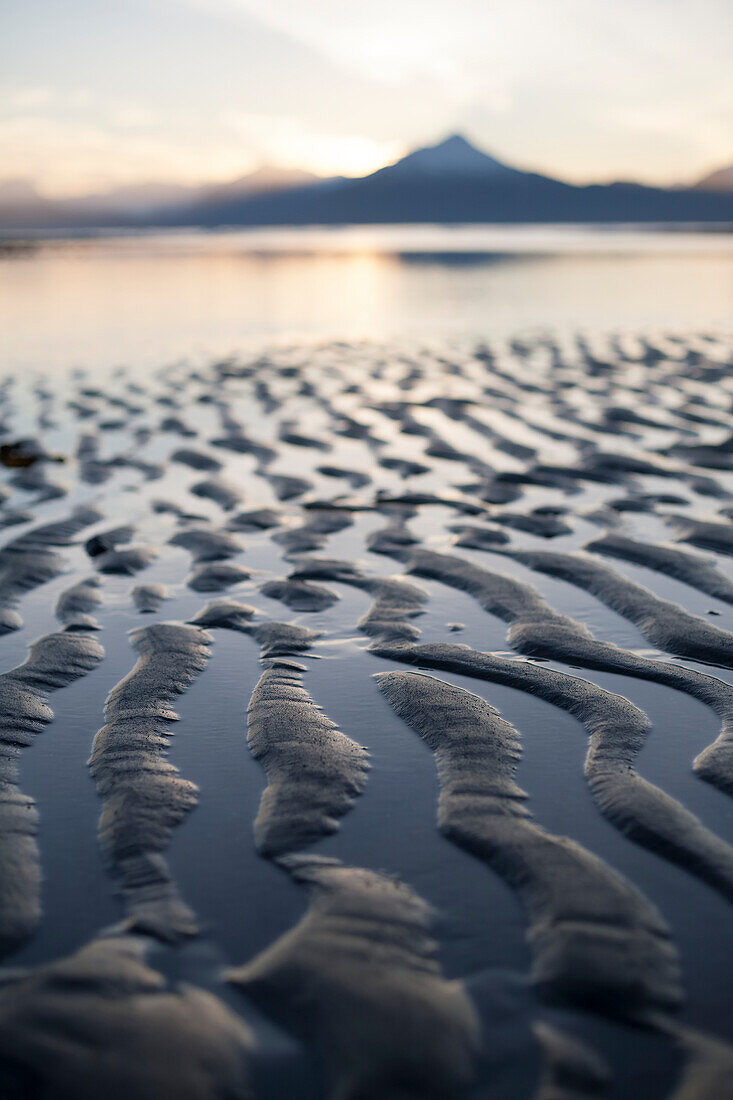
[1,0,731,193]
[5,86,55,109]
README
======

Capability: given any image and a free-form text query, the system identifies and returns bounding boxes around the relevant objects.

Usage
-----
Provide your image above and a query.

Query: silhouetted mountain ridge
[694,163,733,192]
[177,136,733,226]
[380,133,515,177]
[3,135,733,229]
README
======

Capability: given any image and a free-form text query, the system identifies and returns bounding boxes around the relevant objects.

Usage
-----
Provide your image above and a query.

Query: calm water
[1,224,732,373]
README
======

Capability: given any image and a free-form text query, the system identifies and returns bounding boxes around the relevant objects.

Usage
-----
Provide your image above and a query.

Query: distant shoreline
[2,221,733,253]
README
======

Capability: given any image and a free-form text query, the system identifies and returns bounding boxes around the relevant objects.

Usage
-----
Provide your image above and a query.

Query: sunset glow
[2,0,731,198]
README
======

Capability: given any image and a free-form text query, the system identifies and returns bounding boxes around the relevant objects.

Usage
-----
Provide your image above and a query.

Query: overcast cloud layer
[1,0,731,195]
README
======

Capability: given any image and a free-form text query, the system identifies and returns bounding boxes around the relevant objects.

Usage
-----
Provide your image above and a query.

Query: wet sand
[0,332,732,1098]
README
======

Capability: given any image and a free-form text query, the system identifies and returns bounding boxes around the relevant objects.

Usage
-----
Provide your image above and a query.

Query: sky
[1,0,731,197]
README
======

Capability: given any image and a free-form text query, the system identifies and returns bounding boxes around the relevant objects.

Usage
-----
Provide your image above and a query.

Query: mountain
[174,134,733,227]
[200,166,320,202]
[71,182,200,215]
[0,179,44,205]
[86,167,321,214]
[694,164,733,192]
[0,166,321,229]
[384,133,513,178]
[3,135,733,230]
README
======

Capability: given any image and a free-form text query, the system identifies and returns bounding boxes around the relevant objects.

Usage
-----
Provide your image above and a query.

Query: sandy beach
[0,328,732,1097]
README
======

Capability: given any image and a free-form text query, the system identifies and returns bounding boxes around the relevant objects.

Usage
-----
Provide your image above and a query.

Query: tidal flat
[0,322,732,1098]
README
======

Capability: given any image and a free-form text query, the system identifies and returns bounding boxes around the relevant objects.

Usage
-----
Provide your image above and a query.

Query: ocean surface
[1,224,732,373]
